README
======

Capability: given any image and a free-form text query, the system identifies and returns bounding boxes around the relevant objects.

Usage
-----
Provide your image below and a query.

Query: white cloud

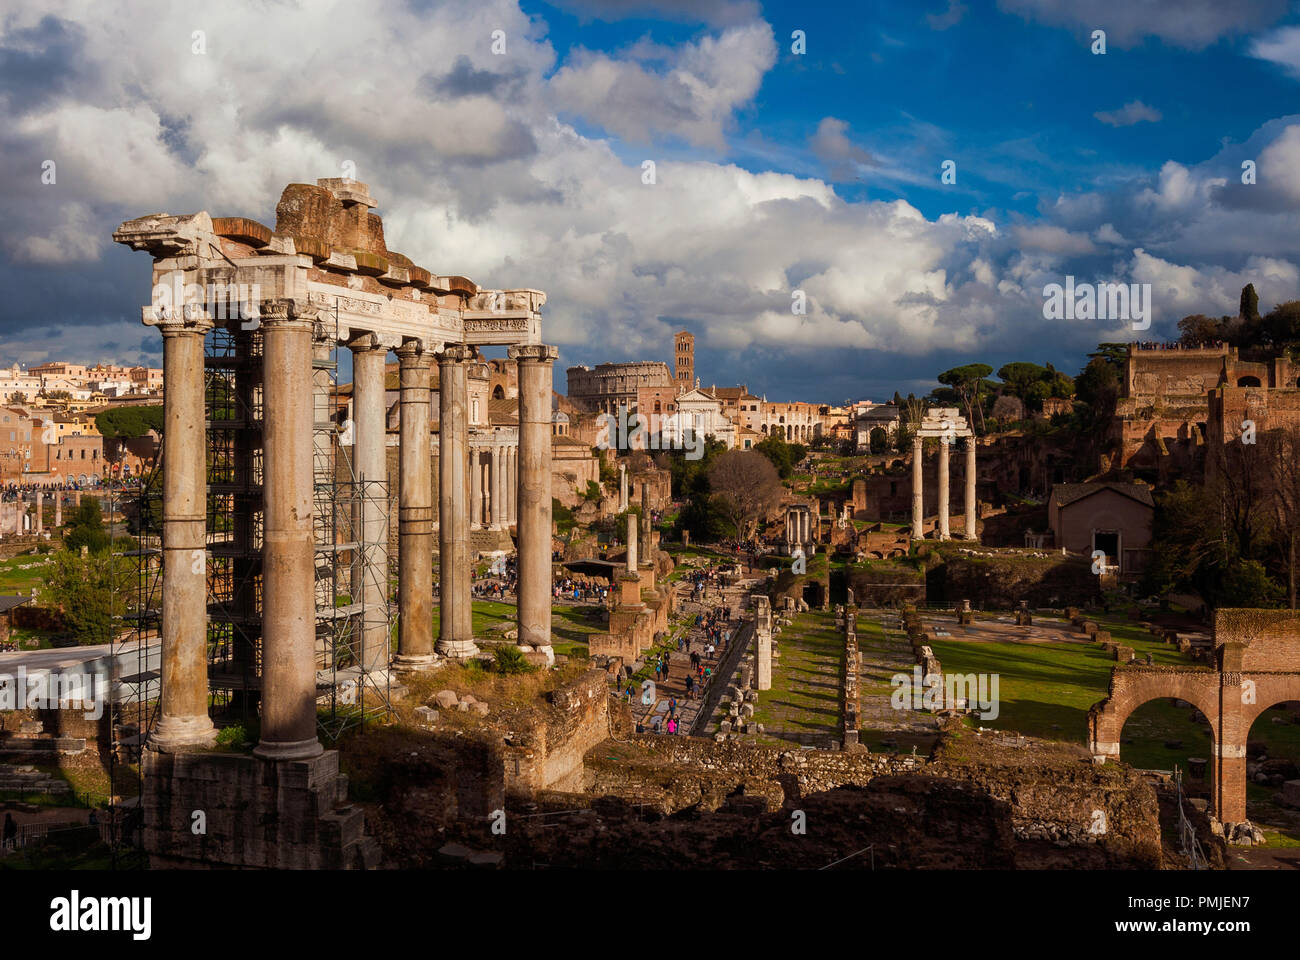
[1250,25,1300,80]
[809,117,874,179]
[997,0,1288,50]
[548,22,776,150]
[1094,100,1162,127]
[1012,224,1097,257]
[0,0,1298,383]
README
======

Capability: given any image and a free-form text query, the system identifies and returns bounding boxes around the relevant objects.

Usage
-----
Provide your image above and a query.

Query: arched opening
[1237,376,1262,387]
[1242,699,1300,844]
[1118,698,1215,800]
[492,384,504,400]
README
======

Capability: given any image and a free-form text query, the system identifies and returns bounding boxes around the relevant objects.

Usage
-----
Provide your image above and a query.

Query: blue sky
[3,0,1300,403]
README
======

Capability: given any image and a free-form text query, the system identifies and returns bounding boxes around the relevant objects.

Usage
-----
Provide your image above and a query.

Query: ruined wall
[930,735,1161,867]
[501,668,612,795]
[1215,608,1300,672]
[585,735,924,810]
[927,551,1100,607]
[143,749,379,869]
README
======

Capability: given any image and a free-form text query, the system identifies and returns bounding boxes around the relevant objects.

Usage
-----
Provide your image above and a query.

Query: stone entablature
[114,179,544,353]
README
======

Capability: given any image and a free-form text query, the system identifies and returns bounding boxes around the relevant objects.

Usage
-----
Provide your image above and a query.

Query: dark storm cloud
[427,56,528,98]
[0,15,95,112]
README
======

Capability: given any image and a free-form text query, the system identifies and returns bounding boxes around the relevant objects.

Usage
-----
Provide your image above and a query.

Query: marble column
[394,340,435,668]
[911,434,924,540]
[482,459,492,528]
[150,321,216,752]
[436,345,477,658]
[255,304,322,761]
[510,344,556,655]
[640,477,651,543]
[350,337,390,674]
[965,436,978,541]
[619,463,628,512]
[937,436,950,541]
[492,447,506,528]
[54,493,61,528]
[34,491,42,535]
[469,446,482,530]
[626,511,638,573]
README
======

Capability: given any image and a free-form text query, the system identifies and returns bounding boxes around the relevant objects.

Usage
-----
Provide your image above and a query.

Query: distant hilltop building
[1113,342,1300,479]
[563,327,838,450]
[566,360,672,416]
[0,360,163,404]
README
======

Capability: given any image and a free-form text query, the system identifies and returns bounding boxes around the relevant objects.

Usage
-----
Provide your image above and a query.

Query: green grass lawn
[926,629,1200,746]
[0,554,53,595]
[424,599,605,659]
[928,621,1300,778]
[751,609,842,740]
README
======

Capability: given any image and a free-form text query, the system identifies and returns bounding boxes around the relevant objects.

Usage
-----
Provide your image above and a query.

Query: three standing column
[255,304,322,761]
[436,345,477,658]
[393,340,435,669]
[510,344,557,657]
[151,321,216,752]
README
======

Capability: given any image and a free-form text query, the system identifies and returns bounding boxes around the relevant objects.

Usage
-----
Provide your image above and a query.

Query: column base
[392,653,439,672]
[252,737,324,761]
[149,715,218,753]
[435,639,480,659]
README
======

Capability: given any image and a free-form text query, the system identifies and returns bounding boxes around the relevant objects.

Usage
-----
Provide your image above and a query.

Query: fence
[0,818,117,857]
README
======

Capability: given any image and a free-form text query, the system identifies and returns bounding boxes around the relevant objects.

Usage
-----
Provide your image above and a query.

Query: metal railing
[1174,767,1207,870]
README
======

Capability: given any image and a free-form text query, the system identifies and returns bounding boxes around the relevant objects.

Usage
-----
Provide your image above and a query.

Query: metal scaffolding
[198,313,392,738]
[109,468,163,866]
[205,326,264,720]
[312,306,392,740]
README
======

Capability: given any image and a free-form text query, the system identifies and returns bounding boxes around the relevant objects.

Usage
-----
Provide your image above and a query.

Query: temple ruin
[112,178,554,867]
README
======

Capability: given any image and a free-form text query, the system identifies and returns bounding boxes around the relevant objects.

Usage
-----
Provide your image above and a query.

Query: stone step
[0,736,86,756]
[0,774,71,793]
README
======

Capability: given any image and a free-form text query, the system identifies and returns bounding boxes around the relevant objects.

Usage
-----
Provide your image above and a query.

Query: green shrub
[492,645,536,675]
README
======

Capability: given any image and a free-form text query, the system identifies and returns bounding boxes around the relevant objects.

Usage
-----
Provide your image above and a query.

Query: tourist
[3,812,16,847]
[666,718,677,735]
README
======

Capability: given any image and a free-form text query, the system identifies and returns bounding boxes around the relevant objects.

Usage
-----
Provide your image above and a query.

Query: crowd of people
[616,578,740,736]
[1,482,82,503]
[552,575,609,604]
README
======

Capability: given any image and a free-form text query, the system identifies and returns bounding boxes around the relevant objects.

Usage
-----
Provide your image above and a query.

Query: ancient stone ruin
[113,178,555,867]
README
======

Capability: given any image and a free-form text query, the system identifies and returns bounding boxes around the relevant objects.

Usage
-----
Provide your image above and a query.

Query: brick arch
[1088,668,1221,760]
[1241,675,1300,732]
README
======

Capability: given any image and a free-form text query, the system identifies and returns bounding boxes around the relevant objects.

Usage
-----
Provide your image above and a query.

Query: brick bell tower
[674,330,694,391]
